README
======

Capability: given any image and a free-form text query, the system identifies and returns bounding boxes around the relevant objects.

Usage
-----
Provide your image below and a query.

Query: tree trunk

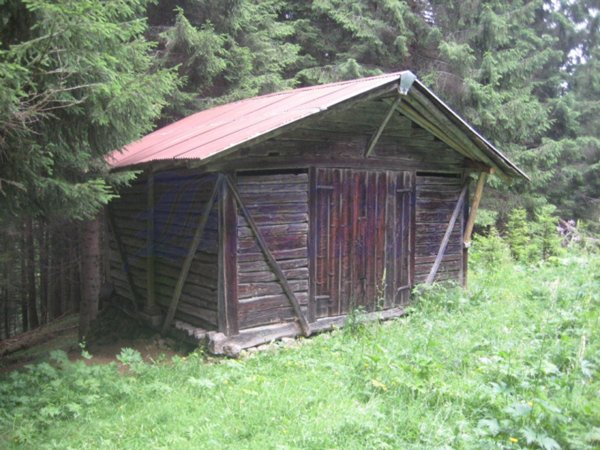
[68,225,79,313]
[26,218,40,329]
[49,226,62,319]
[20,231,29,332]
[38,223,49,324]
[0,239,7,339]
[79,216,101,340]
[1,242,8,339]
[3,292,9,339]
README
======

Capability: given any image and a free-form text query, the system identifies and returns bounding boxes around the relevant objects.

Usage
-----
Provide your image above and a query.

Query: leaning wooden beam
[365,96,402,157]
[463,171,489,247]
[106,204,140,312]
[161,175,222,335]
[425,184,468,285]
[225,175,311,337]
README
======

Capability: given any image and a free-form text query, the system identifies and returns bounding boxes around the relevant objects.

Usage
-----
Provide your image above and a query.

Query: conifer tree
[0,0,177,336]
[506,208,531,262]
[283,0,438,84]
[149,0,301,121]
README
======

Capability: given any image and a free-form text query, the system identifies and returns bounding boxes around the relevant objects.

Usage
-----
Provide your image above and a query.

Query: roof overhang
[406,77,528,180]
[108,71,527,180]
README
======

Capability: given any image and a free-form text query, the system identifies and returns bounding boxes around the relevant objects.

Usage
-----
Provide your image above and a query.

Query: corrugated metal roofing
[108,72,401,169]
[108,71,527,179]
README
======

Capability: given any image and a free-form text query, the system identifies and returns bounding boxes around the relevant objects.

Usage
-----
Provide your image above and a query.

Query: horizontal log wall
[236,172,310,329]
[414,174,465,283]
[107,93,476,335]
[109,170,219,329]
[109,172,148,309]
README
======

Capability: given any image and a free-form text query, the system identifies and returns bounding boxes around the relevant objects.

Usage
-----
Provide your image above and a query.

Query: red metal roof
[108,72,403,168]
[108,71,527,179]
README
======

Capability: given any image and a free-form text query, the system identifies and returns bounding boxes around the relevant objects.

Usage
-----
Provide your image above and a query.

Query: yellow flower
[509,437,519,443]
[370,379,388,391]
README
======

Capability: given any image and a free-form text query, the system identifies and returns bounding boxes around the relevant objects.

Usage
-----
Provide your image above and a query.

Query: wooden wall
[109,169,220,329]
[235,172,310,329]
[202,95,469,174]
[108,174,147,308]
[414,173,465,284]
[108,93,476,336]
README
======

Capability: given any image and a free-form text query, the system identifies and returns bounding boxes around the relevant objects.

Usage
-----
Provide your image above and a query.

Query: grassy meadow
[1,244,599,449]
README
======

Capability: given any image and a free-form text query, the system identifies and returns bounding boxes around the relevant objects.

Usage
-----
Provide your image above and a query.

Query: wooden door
[312,169,414,318]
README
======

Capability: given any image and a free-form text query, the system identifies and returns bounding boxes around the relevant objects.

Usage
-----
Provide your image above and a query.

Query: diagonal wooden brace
[425,184,468,285]
[365,96,402,158]
[225,175,311,337]
[107,204,140,313]
[161,175,223,335]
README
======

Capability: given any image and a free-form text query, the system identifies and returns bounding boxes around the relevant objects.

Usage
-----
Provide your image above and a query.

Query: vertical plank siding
[314,169,415,317]
[414,174,465,283]
[236,172,310,329]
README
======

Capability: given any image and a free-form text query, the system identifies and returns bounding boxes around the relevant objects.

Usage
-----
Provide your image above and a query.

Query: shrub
[532,204,564,261]
[506,208,531,261]
[470,226,513,270]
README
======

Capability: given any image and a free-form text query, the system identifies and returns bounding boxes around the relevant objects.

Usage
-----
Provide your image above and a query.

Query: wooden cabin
[107,71,526,355]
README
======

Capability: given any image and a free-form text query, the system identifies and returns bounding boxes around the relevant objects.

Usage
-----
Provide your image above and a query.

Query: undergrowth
[0,247,598,449]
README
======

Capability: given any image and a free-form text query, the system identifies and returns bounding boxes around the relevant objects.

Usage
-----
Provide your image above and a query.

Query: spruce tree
[506,208,531,262]
[150,0,301,121]
[0,0,177,336]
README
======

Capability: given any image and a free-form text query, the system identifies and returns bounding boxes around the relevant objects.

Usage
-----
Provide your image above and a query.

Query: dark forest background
[1,0,598,339]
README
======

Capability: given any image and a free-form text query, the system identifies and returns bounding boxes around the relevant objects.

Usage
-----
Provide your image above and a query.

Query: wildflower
[509,437,518,443]
[370,379,388,391]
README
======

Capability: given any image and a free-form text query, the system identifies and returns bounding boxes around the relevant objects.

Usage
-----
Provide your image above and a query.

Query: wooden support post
[425,184,468,285]
[463,171,489,247]
[384,171,397,307]
[106,205,140,312]
[225,175,311,337]
[307,166,317,323]
[161,176,222,335]
[145,168,159,314]
[365,96,402,158]
[218,175,239,336]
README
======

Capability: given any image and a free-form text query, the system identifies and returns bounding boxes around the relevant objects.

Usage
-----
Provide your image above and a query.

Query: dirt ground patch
[0,307,190,373]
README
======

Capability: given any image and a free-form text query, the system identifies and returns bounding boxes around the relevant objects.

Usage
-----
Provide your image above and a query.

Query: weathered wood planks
[108,170,221,331]
[414,173,466,284]
[161,175,223,335]
[425,184,467,284]
[105,89,485,341]
[230,173,311,335]
[313,168,415,316]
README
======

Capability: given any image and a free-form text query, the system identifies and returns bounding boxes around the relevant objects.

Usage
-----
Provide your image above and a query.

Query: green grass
[1,250,599,449]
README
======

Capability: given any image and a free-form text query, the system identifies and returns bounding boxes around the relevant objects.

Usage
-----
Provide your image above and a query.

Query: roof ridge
[233,71,403,103]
